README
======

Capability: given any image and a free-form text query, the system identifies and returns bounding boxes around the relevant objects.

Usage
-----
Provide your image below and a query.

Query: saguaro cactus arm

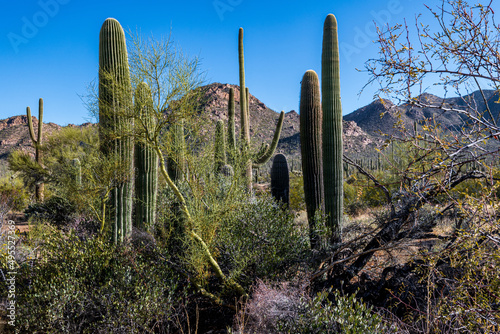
[253,110,285,167]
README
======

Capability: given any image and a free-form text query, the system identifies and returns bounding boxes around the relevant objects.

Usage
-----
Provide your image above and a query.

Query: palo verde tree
[126,30,249,300]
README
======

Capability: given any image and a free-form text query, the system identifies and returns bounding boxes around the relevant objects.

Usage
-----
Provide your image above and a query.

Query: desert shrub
[216,193,310,286]
[289,173,305,212]
[11,224,186,333]
[418,205,500,333]
[232,280,389,334]
[24,195,75,228]
[0,177,29,213]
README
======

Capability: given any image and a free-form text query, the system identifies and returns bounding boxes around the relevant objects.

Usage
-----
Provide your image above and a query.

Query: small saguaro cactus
[134,82,158,231]
[71,158,82,187]
[99,17,134,244]
[270,153,290,207]
[300,70,324,249]
[322,14,343,244]
[214,120,227,173]
[26,98,44,202]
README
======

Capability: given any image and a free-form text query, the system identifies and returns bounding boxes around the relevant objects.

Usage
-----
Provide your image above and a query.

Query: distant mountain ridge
[344,90,500,137]
[4,84,494,173]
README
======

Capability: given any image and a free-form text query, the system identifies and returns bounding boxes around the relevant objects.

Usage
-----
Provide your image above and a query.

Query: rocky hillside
[195,83,378,156]
[0,116,62,170]
[344,90,500,137]
[0,82,381,174]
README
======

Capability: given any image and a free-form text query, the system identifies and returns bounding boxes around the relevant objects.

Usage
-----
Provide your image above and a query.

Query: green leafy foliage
[10,225,185,333]
[0,177,29,212]
[277,290,388,333]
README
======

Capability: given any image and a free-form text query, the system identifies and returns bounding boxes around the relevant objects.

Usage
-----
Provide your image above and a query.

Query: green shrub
[289,172,306,212]
[216,193,310,286]
[10,224,185,333]
[24,196,75,228]
[277,289,389,333]
[0,177,29,212]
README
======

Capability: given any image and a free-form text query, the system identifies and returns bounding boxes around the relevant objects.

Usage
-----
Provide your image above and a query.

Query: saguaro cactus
[167,121,186,182]
[227,87,236,163]
[322,14,343,244]
[134,82,158,231]
[300,70,324,249]
[270,153,290,207]
[71,158,82,187]
[99,17,134,243]
[26,98,44,202]
[215,120,227,173]
[237,28,285,191]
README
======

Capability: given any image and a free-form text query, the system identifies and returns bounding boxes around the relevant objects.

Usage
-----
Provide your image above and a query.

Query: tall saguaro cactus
[238,28,252,190]
[237,27,285,191]
[227,87,236,163]
[26,98,44,202]
[270,153,290,207]
[99,17,134,244]
[300,70,324,249]
[134,82,158,231]
[322,14,343,244]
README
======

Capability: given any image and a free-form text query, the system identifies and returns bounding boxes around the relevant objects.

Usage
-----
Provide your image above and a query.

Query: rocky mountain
[0,116,62,170]
[0,83,380,174]
[345,90,500,137]
[194,83,377,156]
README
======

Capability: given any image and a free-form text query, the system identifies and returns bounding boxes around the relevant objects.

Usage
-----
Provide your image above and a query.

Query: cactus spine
[300,70,324,249]
[134,82,158,231]
[270,154,290,207]
[322,14,343,243]
[26,98,44,202]
[215,120,227,173]
[99,18,134,243]
[237,28,285,190]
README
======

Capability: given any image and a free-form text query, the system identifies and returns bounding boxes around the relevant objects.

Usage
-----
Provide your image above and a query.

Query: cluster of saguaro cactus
[270,153,290,207]
[134,82,158,231]
[237,28,285,191]
[300,70,324,249]
[26,98,44,202]
[299,14,343,246]
[99,18,134,243]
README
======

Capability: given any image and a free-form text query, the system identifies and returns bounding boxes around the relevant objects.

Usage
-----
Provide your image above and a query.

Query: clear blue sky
[0,0,488,125]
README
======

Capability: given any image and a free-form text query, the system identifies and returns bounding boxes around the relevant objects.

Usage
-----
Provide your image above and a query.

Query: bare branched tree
[315,3,500,328]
